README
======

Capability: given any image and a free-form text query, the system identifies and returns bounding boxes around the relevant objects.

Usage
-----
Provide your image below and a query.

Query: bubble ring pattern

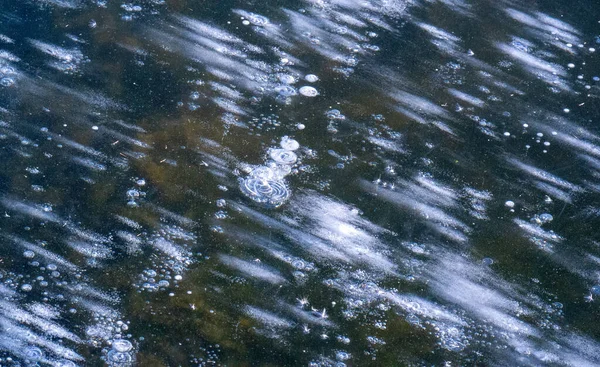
[107,350,133,364]
[269,149,297,165]
[240,177,290,208]
[23,346,43,361]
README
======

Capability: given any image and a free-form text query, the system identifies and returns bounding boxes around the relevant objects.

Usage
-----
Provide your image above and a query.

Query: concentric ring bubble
[280,136,300,151]
[304,74,319,82]
[299,86,319,97]
[111,339,133,353]
[107,350,133,364]
[269,149,297,165]
[240,177,290,208]
[23,346,43,361]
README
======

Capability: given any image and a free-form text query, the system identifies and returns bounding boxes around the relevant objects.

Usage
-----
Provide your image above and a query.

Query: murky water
[0,0,600,365]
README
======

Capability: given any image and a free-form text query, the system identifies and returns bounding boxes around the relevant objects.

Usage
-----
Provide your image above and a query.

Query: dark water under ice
[1,0,600,365]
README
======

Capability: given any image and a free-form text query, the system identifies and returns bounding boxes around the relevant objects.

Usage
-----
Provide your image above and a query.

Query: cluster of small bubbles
[248,114,281,132]
[214,210,228,219]
[135,268,175,292]
[126,188,145,207]
[25,167,40,174]
[336,335,350,344]
[120,4,143,12]
[372,114,385,121]
[299,86,319,97]
[326,109,346,120]
[190,344,221,366]
[86,311,131,350]
[367,336,386,345]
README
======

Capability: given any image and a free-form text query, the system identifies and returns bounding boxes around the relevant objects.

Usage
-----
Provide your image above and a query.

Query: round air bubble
[111,339,133,353]
[107,350,133,364]
[280,136,300,151]
[299,86,319,97]
[305,74,319,82]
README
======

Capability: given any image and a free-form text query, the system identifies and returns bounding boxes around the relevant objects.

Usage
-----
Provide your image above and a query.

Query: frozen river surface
[0,0,600,365]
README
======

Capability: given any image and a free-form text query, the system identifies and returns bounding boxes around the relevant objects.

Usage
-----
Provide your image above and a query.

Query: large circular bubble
[111,339,133,353]
[240,177,290,208]
[23,346,43,361]
[107,350,133,365]
[299,86,319,97]
[280,136,300,151]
